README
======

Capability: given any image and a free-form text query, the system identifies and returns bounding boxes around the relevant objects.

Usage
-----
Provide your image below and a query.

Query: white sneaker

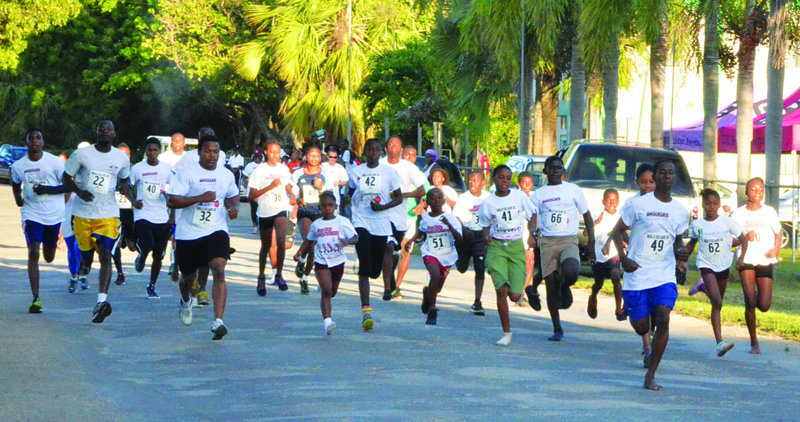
[211,318,228,340]
[495,332,512,346]
[324,318,336,336]
[179,297,194,326]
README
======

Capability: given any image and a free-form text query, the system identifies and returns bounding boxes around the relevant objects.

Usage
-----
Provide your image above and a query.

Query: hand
[621,257,640,272]
[736,257,745,271]
[766,247,779,259]
[314,178,324,190]
[675,246,689,262]
[269,179,281,189]
[527,235,536,249]
[678,261,686,273]
[32,184,44,195]
[585,244,596,264]
[370,199,383,211]
[601,244,610,256]
[133,200,144,210]
[747,230,757,242]
[297,198,306,207]
[413,202,426,216]
[341,195,351,207]
[198,191,215,203]
[293,252,300,261]
[76,189,94,202]
[227,206,238,219]
[402,238,413,253]
[484,237,492,247]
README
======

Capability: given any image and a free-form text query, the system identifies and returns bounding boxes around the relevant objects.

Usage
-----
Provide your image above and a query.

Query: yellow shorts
[72,216,121,252]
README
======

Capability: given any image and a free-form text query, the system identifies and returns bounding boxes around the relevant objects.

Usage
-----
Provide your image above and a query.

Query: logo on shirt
[142,172,158,177]
[542,197,560,204]
[199,178,216,183]
[23,168,41,174]
[646,211,668,218]
[317,227,340,237]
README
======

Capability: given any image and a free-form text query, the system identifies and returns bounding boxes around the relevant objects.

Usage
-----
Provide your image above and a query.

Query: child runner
[587,188,625,320]
[517,171,536,306]
[731,177,781,354]
[429,167,458,213]
[293,192,358,335]
[292,146,330,294]
[611,160,689,391]
[529,155,594,341]
[394,146,430,300]
[479,165,536,346]
[685,188,746,356]
[453,170,490,315]
[413,188,463,325]
[242,150,263,235]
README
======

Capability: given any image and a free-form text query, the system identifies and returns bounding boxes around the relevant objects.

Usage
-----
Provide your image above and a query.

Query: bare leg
[396,238,411,288]
[701,270,725,344]
[27,243,41,299]
[382,242,395,293]
[740,269,760,353]
[258,226,273,277]
[210,258,227,320]
[544,273,562,334]
[273,216,288,275]
[317,268,333,318]
[97,244,113,294]
[644,306,671,391]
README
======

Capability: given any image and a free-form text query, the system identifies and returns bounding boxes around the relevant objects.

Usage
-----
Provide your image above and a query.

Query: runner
[379,136,426,300]
[63,194,86,293]
[242,150,263,234]
[479,165,536,346]
[453,170,490,315]
[291,146,331,294]
[130,137,173,299]
[731,177,781,355]
[685,188,746,356]
[159,133,186,167]
[587,188,625,320]
[10,128,67,313]
[293,191,358,335]
[528,155,594,341]
[228,146,245,188]
[322,144,349,207]
[429,166,458,213]
[393,145,430,299]
[167,135,239,340]
[63,120,131,323]
[287,148,303,173]
[112,143,135,286]
[413,188,463,325]
[249,142,293,294]
[517,171,535,307]
[610,160,689,391]
[345,138,403,331]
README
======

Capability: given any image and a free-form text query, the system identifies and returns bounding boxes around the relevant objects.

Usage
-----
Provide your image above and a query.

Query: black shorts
[258,211,288,231]
[739,264,773,279]
[388,222,406,251]
[466,229,487,256]
[592,259,621,280]
[297,205,322,221]
[355,227,387,279]
[175,231,231,275]
[134,220,171,258]
[120,208,135,243]
[699,268,730,280]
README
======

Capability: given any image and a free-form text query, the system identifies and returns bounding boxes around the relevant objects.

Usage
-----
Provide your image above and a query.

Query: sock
[71,274,78,280]
[271,268,277,278]
[301,274,309,282]
[97,293,107,303]
[496,332,513,346]
[299,256,306,264]
[214,318,223,325]
[324,317,332,325]
[361,305,371,313]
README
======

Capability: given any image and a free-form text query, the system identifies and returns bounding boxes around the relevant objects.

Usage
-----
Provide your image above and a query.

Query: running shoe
[68,278,78,294]
[324,318,336,336]
[547,331,564,342]
[190,279,200,297]
[361,310,374,331]
[92,301,112,323]
[276,275,288,291]
[168,263,175,276]
[115,273,126,286]
[135,254,146,273]
[559,281,573,309]
[179,297,193,325]
[300,279,310,295]
[28,299,43,314]
[420,286,431,314]
[689,279,706,296]
[515,296,528,307]
[469,301,485,316]
[196,291,210,307]
[211,319,228,340]
[716,341,735,357]
[426,308,438,325]
[382,289,392,301]
[391,289,404,300]
[294,260,305,279]
[79,277,89,290]
[146,284,159,299]
[256,275,267,297]
[525,285,541,311]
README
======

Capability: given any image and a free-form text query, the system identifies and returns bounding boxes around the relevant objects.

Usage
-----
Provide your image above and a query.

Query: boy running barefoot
[294,192,358,335]
[453,171,490,315]
[611,160,689,391]
[685,188,746,357]
[587,189,624,320]
[479,165,536,346]
[412,188,463,325]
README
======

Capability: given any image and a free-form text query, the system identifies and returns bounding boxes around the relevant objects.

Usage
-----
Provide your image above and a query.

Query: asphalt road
[1,185,798,421]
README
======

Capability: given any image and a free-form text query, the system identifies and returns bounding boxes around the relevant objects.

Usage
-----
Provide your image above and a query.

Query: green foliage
[0,0,82,70]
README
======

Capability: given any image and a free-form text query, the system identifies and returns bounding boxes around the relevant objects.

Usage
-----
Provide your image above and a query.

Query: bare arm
[11,182,23,207]
[167,191,215,209]
[583,211,595,262]
[611,218,638,272]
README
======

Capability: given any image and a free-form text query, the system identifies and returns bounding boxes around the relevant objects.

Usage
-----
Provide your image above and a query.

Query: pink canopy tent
[718,86,800,152]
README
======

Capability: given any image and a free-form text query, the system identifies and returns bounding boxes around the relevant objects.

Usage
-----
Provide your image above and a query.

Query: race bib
[192,205,217,227]
[142,181,161,200]
[87,170,113,195]
[302,184,320,204]
[544,210,568,232]
[23,180,41,198]
[427,232,452,255]
[359,173,381,195]
[469,211,481,230]
[269,186,284,203]
[496,208,518,231]
[703,239,725,258]
[642,233,671,262]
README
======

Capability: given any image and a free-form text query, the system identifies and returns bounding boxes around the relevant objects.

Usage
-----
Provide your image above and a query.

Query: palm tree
[765,0,792,208]
[703,0,720,189]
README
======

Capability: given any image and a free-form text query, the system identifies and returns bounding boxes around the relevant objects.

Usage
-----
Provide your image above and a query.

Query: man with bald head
[159,133,186,167]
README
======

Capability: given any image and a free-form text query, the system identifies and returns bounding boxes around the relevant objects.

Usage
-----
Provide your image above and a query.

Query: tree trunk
[523,54,534,154]
[649,9,668,148]
[736,0,758,205]
[765,0,789,208]
[603,32,620,141]
[533,76,544,155]
[702,0,719,189]
[570,36,586,142]
[541,72,559,154]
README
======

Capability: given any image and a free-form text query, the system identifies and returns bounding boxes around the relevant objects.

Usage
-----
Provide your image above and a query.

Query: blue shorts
[23,220,61,249]
[622,282,678,322]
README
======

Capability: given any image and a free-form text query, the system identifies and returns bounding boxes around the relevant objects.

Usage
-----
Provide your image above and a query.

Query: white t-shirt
[11,152,66,225]
[248,162,293,218]
[379,157,428,230]
[321,161,349,203]
[64,145,131,219]
[690,216,743,272]
[130,160,172,224]
[159,150,186,167]
[228,154,244,169]
[530,182,588,237]
[168,163,239,240]
[594,210,621,263]
[437,184,459,214]
[307,215,357,267]
[349,163,403,236]
[620,192,689,291]
[419,212,462,266]
[454,190,490,231]
[478,189,536,241]
[172,149,227,172]
[243,162,259,178]
[731,205,781,266]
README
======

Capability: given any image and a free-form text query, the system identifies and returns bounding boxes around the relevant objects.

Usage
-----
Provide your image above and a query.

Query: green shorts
[486,238,526,294]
